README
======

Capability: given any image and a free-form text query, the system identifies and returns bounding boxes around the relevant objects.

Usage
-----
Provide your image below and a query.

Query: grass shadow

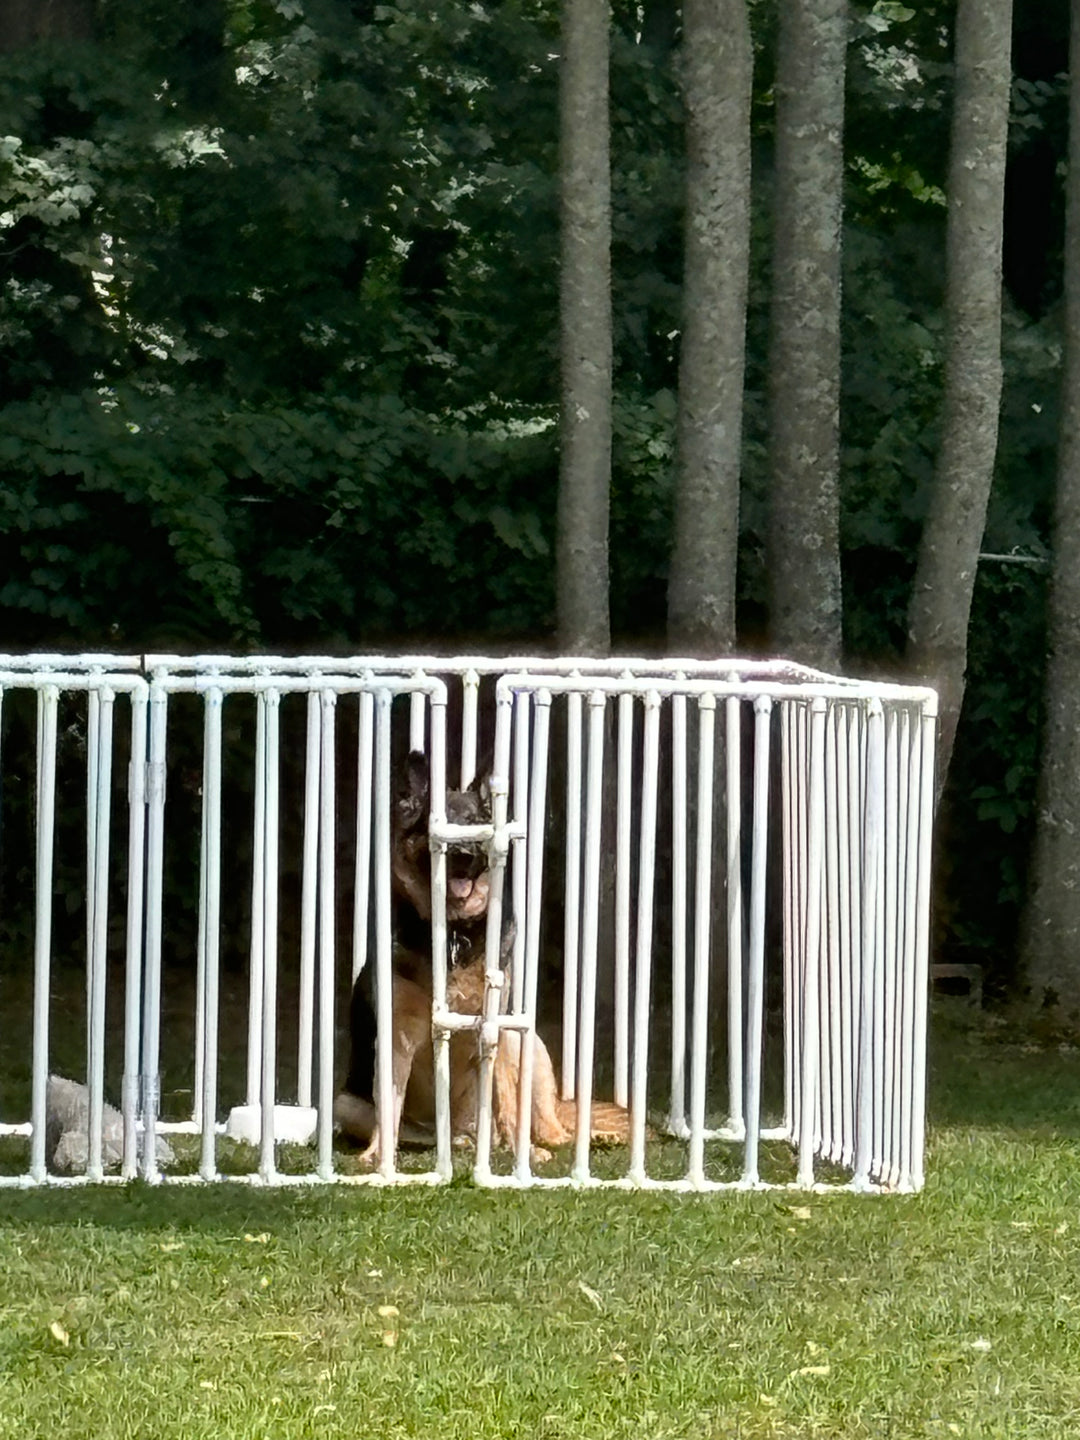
[927,1002,1080,1136]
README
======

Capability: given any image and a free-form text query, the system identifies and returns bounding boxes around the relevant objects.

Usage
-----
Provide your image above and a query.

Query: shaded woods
[0,0,1076,1011]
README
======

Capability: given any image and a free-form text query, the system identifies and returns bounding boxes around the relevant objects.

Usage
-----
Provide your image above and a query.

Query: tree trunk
[906,0,1013,784]
[0,0,94,49]
[667,0,753,658]
[766,0,847,674]
[556,0,612,657]
[1020,0,1080,1019]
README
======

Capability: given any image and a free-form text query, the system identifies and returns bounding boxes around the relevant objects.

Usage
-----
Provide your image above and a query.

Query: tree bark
[1020,0,1080,1019]
[766,0,847,674]
[556,0,612,657]
[0,0,94,49]
[667,0,753,658]
[906,0,1013,784]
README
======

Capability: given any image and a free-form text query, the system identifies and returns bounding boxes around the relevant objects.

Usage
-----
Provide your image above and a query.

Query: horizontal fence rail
[0,655,936,1193]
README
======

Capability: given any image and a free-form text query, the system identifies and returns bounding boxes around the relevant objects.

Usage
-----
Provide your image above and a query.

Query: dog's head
[391,751,492,924]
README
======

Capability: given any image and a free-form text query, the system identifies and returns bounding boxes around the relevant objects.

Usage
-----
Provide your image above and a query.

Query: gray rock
[46,1074,174,1174]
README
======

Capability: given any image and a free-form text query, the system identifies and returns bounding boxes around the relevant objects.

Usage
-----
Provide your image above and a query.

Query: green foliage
[839,224,944,659]
[0,385,563,646]
[0,0,1070,990]
[0,0,689,649]
[611,388,677,634]
[0,389,248,643]
[935,560,1048,990]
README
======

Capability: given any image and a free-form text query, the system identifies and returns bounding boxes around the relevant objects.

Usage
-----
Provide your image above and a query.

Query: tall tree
[556,0,612,655]
[0,0,93,50]
[765,0,848,673]
[906,0,1014,781]
[667,0,753,657]
[1020,0,1080,1018]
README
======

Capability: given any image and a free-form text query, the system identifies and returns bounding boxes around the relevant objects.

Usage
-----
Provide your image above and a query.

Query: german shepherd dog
[334,752,587,1165]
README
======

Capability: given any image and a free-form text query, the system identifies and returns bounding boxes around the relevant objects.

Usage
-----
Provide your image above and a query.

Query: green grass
[1,1006,1079,1439]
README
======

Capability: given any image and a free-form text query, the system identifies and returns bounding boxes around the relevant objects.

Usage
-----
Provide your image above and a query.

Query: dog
[334,751,591,1165]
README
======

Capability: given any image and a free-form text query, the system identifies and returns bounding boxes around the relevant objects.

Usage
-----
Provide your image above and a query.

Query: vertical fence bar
[741,696,772,1187]
[614,690,634,1109]
[572,691,607,1184]
[460,668,480,789]
[907,698,937,1191]
[121,687,148,1180]
[297,690,321,1108]
[141,684,168,1181]
[796,698,827,1189]
[510,690,530,1013]
[409,686,426,754]
[878,707,900,1181]
[687,695,716,1188]
[628,691,660,1184]
[888,708,912,1187]
[373,688,396,1179]
[853,699,884,1189]
[86,688,114,1181]
[780,703,794,1142]
[0,690,3,1078]
[835,706,856,1166]
[725,694,744,1137]
[30,685,58,1182]
[789,702,810,1147]
[259,690,281,1183]
[562,690,583,1101]
[779,704,795,1143]
[474,687,514,1185]
[199,688,223,1181]
[898,706,921,1190]
[428,689,452,1182]
[352,688,374,983]
[789,702,812,1140]
[845,705,865,1165]
[668,690,689,1136]
[316,687,338,1181]
[86,685,99,1061]
[246,692,267,1106]
[821,703,842,1165]
[192,692,209,1135]
[515,689,552,1181]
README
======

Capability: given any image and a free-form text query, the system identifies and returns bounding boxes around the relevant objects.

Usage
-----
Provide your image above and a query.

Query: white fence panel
[0,654,935,1193]
[0,665,147,1185]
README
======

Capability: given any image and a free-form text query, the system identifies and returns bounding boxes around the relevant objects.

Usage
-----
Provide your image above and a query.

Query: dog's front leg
[357,1030,420,1167]
[492,1030,562,1166]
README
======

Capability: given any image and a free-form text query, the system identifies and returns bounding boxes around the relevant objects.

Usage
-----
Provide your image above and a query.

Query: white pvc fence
[0,653,936,1192]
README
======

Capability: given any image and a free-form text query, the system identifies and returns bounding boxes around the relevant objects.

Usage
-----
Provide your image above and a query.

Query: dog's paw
[586,1102,632,1147]
[355,1131,382,1167]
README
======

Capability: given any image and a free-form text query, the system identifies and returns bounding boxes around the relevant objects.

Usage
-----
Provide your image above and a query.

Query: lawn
[1,1008,1079,1439]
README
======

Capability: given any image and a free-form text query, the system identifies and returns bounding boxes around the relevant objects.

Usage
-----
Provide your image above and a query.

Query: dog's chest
[447,957,486,1014]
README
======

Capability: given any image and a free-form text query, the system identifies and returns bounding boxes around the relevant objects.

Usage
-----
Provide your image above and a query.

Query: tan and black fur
[333,752,604,1164]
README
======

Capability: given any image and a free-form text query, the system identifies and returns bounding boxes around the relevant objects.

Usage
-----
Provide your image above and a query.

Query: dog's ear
[396,751,430,829]
[404,750,429,797]
[467,747,494,808]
